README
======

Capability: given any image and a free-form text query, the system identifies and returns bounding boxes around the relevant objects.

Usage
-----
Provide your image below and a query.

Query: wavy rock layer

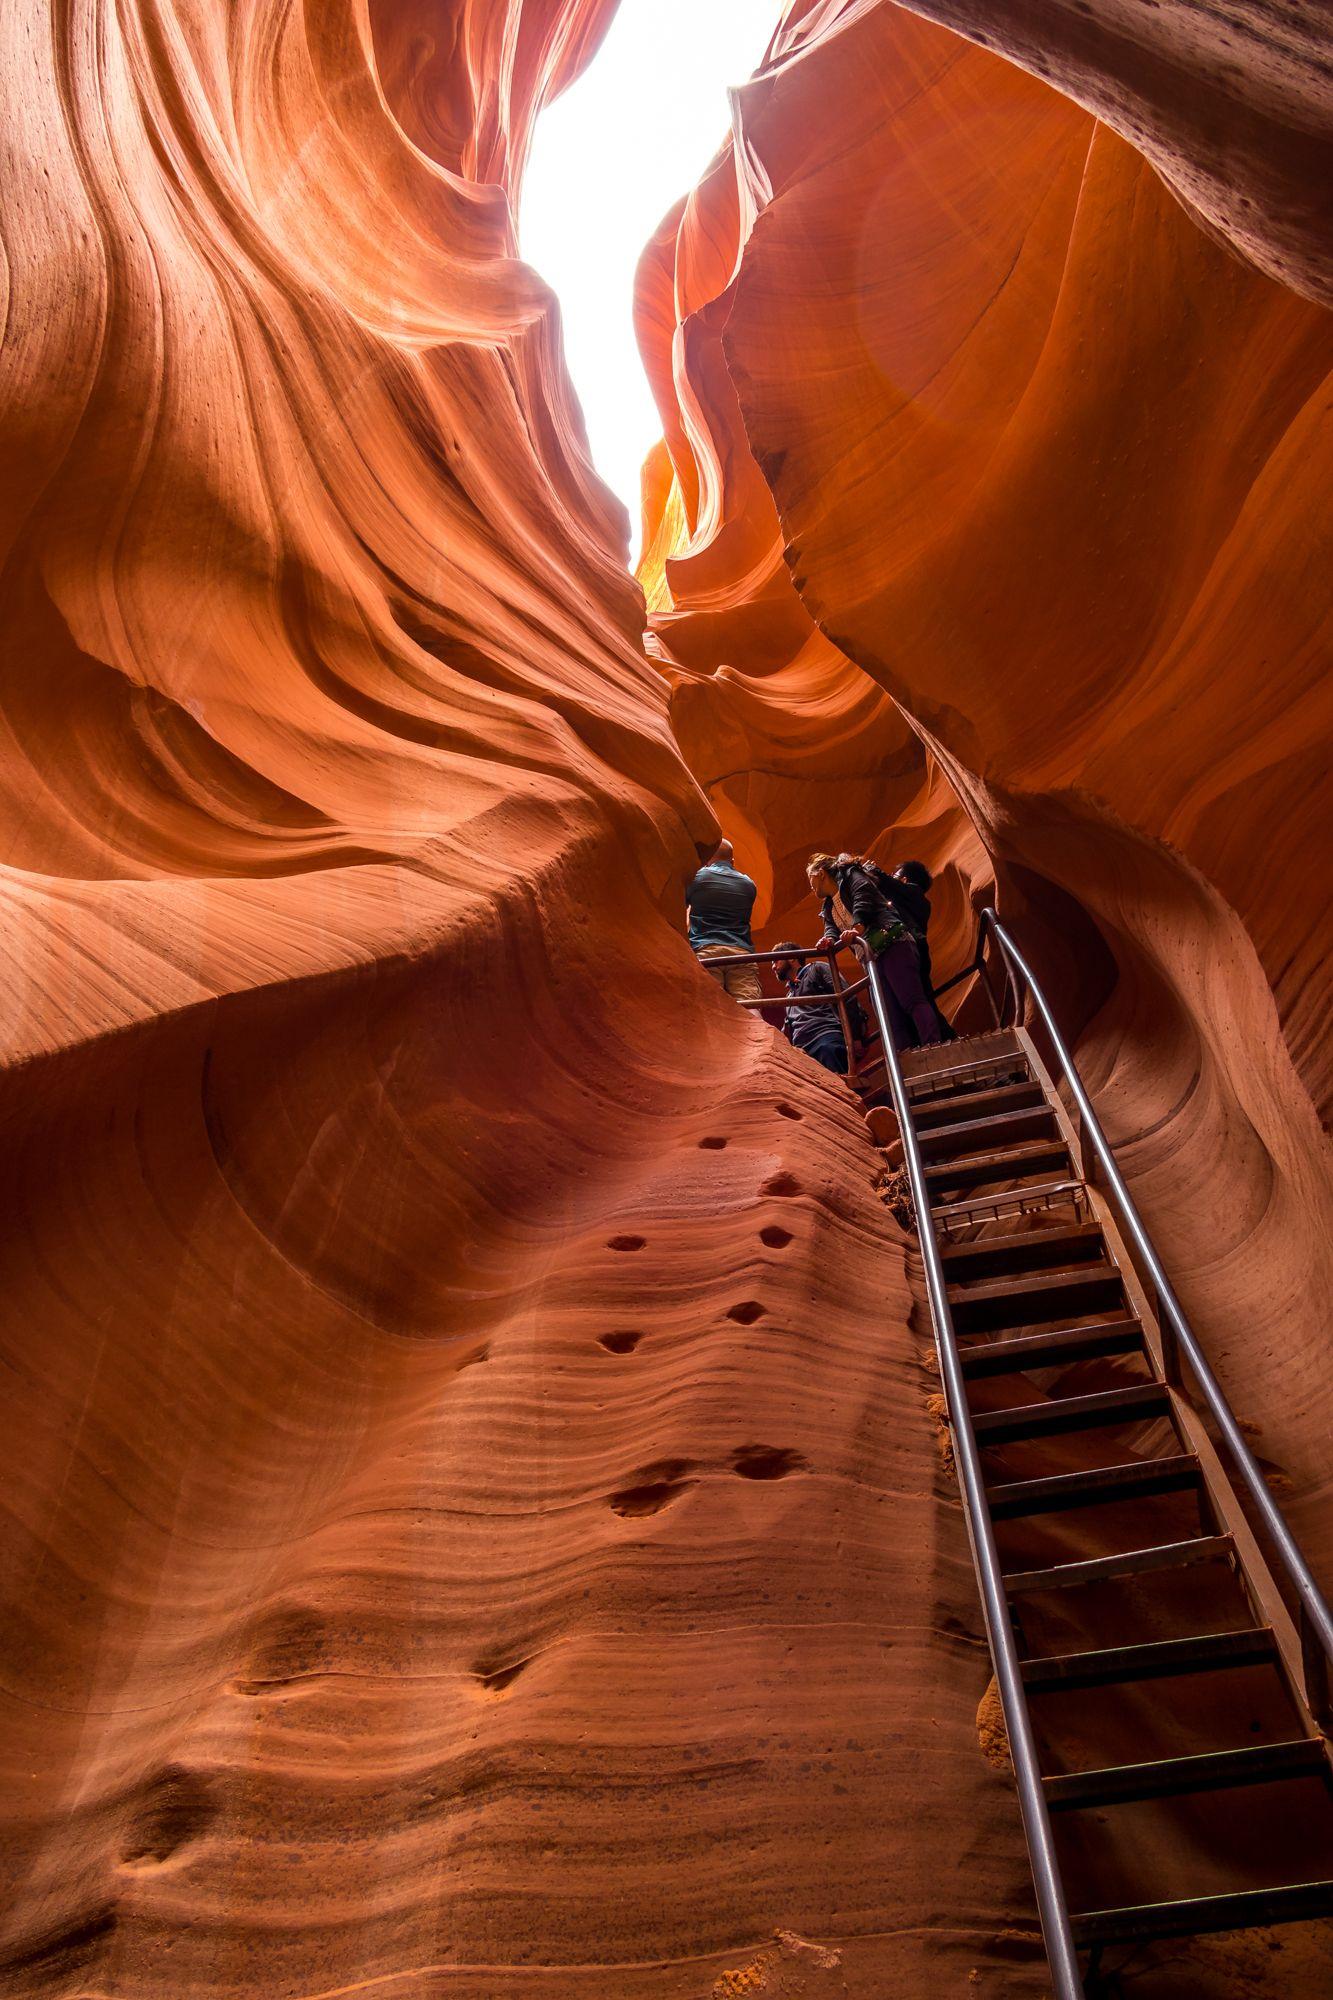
[893,0,1333,305]
[0,2,1058,1996]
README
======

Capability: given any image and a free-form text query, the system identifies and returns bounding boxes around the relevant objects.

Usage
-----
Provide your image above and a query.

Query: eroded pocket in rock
[732,1445,808,1481]
[608,1460,696,1516]
[599,1330,643,1354]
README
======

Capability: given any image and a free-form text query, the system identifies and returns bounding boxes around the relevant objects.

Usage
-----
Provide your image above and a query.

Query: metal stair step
[1071,1878,1333,1947]
[916,1105,1058,1161]
[1044,1737,1328,1812]
[1022,1625,1277,1693]
[959,1318,1143,1379]
[972,1381,1170,1446]
[910,1080,1046,1132]
[939,1221,1104,1280]
[932,1182,1089,1234]
[988,1452,1200,1519]
[902,1038,1027,1098]
[1003,1533,1234,1597]
[925,1138,1070,1194]
[949,1264,1124,1333]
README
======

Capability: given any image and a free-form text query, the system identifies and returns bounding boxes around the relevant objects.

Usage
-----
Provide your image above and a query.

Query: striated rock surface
[0,2,1050,1996]
[890,0,1333,306]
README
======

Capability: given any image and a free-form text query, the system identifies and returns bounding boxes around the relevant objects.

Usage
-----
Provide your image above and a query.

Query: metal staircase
[864,915,1333,1993]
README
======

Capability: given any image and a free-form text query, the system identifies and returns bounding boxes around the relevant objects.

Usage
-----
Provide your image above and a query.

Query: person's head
[772,941,802,984]
[806,852,839,898]
[894,859,932,893]
[712,838,734,866]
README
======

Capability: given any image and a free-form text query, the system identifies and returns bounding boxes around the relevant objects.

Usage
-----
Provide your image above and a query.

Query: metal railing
[715,940,876,1079]
[858,938,1086,1997]
[975,909,1333,1730]
[700,905,1333,1990]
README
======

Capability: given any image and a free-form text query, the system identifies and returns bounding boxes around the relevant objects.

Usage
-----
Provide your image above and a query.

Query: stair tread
[911,1081,1045,1130]
[924,1138,1068,1180]
[902,1038,1026,1093]
[1022,1625,1276,1692]
[1044,1738,1328,1811]
[1004,1533,1233,1596]
[972,1380,1169,1444]
[940,1222,1102,1264]
[918,1106,1057,1156]
[1071,1878,1333,1947]
[932,1180,1087,1226]
[988,1451,1200,1518]
[959,1318,1143,1377]
[947,1264,1119,1304]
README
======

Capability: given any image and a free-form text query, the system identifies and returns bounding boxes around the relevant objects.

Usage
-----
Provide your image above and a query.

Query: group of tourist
[685,839,949,1074]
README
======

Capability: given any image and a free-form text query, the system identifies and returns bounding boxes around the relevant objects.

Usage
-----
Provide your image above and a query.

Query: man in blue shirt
[686,840,762,1002]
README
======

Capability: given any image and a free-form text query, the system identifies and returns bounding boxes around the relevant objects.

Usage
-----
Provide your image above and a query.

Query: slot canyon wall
[0,7,1329,2000]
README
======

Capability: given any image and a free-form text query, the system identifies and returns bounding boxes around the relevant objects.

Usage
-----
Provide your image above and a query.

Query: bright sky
[521,0,777,560]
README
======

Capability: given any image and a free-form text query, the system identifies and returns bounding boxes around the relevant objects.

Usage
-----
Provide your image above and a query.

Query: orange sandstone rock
[0,3,1048,1996]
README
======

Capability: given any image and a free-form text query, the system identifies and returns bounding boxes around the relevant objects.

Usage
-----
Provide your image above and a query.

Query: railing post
[976,912,1010,1027]
[1301,1607,1333,1732]
[976,939,1003,1028]
[1157,1293,1183,1389]
[825,944,858,1081]
[858,944,1086,2000]
[1075,1106,1099,1189]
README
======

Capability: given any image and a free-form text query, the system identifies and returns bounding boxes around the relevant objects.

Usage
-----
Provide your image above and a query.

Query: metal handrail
[858,945,1085,1998]
[977,908,1333,1717]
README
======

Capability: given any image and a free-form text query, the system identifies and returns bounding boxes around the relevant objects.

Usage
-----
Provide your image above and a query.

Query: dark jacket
[867,865,934,994]
[817,860,907,951]
[781,957,866,1054]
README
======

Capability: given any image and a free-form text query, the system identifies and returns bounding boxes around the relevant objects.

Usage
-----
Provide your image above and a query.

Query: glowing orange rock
[0,3,1046,1994]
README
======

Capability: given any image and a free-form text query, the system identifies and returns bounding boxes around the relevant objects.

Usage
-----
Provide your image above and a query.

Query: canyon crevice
[2,2,1330,1997]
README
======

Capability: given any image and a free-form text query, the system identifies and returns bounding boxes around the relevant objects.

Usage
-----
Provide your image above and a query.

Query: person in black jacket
[866,856,953,1038]
[771,944,864,1075]
[807,852,945,1048]
[873,860,934,989]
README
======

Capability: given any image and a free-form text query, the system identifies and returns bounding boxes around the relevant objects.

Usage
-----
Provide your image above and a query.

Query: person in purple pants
[806,852,945,1049]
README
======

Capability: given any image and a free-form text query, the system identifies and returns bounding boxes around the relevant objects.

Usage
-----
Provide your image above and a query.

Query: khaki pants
[695,942,763,1003]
